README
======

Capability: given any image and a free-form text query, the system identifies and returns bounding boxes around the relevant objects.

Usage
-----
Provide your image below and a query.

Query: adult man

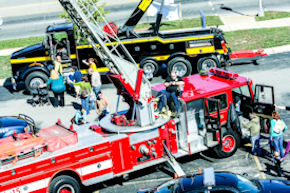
[96,91,110,121]
[242,112,261,155]
[157,71,184,116]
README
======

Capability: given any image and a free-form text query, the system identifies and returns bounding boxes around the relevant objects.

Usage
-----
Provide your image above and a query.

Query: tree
[59,0,108,43]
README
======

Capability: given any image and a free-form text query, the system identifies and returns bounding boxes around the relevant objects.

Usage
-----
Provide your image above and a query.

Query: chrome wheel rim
[201,59,217,72]
[172,62,187,77]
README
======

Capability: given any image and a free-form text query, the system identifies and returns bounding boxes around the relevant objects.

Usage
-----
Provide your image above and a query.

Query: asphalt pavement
[1,52,290,192]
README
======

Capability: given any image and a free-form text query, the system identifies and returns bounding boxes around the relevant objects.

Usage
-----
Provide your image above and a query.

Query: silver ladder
[58,0,154,126]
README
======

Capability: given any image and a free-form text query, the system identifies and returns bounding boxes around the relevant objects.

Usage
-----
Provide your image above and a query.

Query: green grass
[256,11,290,21]
[0,56,11,79]
[135,16,223,31]
[0,36,44,50]
[225,26,290,51]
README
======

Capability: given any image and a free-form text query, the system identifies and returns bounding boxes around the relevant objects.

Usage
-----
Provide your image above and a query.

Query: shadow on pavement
[72,102,82,110]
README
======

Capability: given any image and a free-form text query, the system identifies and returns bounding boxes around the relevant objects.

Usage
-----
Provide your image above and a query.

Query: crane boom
[58,0,154,127]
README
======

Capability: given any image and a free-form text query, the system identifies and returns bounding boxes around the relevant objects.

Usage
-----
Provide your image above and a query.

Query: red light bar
[209,68,238,80]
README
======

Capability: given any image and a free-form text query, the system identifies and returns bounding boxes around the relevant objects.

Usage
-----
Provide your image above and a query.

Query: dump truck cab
[10,23,77,93]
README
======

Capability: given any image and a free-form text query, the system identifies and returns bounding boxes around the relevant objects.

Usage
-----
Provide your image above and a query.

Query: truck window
[186,99,204,112]
[232,85,250,97]
[208,93,227,113]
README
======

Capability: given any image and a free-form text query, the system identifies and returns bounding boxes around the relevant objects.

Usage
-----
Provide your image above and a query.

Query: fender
[20,64,50,81]
[140,56,158,64]
[166,52,190,62]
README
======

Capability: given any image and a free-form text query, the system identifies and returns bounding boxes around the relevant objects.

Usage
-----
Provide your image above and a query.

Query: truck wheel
[25,71,48,94]
[214,130,239,158]
[167,57,192,77]
[49,175,81,193]
[197,55,219,72]
[140,59,158,80]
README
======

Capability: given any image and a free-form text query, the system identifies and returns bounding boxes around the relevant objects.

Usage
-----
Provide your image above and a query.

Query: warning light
[209,68,238,80]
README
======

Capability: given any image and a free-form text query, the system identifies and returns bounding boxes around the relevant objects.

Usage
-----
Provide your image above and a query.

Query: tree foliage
[59,0,108,43]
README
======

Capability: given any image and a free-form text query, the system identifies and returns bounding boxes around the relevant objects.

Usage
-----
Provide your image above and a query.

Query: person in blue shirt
[73,108,87,125]
[68,66,82,97]
[40,69,66,107]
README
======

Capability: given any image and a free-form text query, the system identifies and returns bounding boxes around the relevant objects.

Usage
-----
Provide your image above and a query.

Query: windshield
[236,175,261,193]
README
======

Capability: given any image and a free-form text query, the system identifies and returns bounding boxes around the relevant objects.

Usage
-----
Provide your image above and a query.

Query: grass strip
[0,36,44,50]
[136,16,223,30]
[256,11,290,21]
[225,26,290,51]
[0,56,12,79]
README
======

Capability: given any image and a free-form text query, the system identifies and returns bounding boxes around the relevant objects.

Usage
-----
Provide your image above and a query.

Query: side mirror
[242,172,248,177]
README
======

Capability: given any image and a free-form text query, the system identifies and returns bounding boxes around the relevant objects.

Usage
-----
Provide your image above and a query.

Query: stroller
[27,88,50,107]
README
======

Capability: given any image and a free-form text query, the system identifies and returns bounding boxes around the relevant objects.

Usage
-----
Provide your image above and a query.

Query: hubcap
[58,184,75,193]
[222,135,235,153]
[143,63,155,79]
[201,59,217,72]
[172,62,187,77]
[29,77,44,89]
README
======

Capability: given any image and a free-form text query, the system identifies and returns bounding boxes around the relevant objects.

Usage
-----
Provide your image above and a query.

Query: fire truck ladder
[58,0,154,126]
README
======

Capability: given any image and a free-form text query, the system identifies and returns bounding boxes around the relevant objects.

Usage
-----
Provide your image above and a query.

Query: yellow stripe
[11,54,77,64]
[216,49,225,54]
[80,67,109,74]
[186,46,215,55]
[70,54,77,59]
[10,56,51,64]
[138,0,153,12]
[153,55,170,61]
[76,36,214,50]
[76,45,92,49]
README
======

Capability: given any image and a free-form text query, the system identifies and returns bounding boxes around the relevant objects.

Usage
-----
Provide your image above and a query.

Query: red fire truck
[0,0,275,192]
[0,68,275,193]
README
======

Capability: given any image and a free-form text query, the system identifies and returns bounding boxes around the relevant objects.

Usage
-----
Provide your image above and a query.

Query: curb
[1,44,290,87]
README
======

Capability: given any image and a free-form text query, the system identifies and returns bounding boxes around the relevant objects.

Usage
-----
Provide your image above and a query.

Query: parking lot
[1,52,290,192]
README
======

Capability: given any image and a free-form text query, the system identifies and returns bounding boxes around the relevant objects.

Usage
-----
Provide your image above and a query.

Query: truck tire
[49,175,81,193]
[167,57,192,77]
[197,55,219,72]
[140,59,158,80]
[214,130,239,158]
[25,71,48,94]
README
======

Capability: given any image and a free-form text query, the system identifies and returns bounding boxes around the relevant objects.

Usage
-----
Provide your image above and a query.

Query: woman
[82,58,97,71]
[72,76,92,114]
[270,111,288,158]
[40,69,66,107]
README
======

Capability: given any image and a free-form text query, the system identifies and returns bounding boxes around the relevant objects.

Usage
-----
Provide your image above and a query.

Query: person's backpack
[81,86,89,98]
[273,120,285,134]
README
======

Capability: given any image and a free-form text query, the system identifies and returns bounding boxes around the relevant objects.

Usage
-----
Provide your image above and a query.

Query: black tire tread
[49,175,81,193]
[167,57,192,77]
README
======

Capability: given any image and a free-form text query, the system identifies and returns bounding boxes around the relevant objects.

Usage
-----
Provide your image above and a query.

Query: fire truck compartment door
[179,99,207,153]
[254,84,274,116]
